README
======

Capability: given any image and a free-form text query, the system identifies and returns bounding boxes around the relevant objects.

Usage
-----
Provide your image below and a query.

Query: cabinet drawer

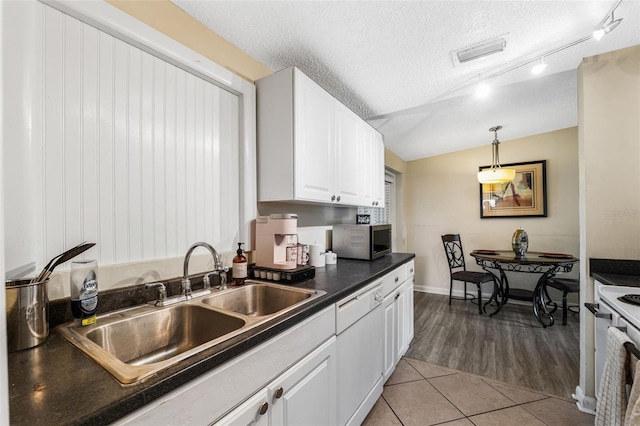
[382,266,407,297]
[405,260,415,278]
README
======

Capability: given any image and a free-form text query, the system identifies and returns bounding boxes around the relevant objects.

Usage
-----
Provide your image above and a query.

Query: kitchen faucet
[182,242,228,298]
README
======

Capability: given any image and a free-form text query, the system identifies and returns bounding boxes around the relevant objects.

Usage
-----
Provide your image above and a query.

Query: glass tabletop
[470,250,578,265]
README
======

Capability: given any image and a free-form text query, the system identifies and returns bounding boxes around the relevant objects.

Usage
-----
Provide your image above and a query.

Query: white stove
[592,280,640,396]
[599,285,640,330]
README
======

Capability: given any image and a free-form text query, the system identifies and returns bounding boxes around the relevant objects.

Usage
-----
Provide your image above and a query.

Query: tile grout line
[380,393,406,426]
[377,357,587,426]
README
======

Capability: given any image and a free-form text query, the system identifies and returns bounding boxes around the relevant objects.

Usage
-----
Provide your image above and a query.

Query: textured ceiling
[172,0,640,161]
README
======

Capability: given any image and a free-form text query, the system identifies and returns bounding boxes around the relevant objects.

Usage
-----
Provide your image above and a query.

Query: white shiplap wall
[5,2,243,276]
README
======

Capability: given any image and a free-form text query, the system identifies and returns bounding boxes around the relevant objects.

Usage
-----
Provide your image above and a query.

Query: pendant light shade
[477,168,516,184]
[477,126,516,184]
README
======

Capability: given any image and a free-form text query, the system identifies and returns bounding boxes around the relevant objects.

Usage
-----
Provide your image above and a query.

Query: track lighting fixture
[593,9,623,40]
[531,57,548,75]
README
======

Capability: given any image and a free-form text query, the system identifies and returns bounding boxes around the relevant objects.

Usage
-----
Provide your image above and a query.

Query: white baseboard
[413,285,566,307]
[573,386,597,415]
[414,285,494,301]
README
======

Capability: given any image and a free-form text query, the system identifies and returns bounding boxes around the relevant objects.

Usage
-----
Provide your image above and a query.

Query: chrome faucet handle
[203,274,212,290]
[146,282,167,306]
[218,266,230,290]
[181,277,192,299]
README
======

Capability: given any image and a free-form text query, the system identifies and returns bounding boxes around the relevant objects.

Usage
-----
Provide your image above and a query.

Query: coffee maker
[255,214,298,270]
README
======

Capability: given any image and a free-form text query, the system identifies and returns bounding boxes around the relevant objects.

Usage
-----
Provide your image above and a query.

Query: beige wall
[406,127,579,295]
[578,44,640,401]
[385,148,407,174]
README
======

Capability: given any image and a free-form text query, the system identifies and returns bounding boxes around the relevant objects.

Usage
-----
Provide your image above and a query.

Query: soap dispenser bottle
[232,242,248,286]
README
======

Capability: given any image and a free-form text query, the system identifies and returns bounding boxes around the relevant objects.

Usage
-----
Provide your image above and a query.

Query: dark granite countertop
[590,258,640,288]
[8,253,414,425]
[592,272,640,287]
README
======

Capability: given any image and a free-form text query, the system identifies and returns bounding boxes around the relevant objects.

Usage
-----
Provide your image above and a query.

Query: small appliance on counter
[255,214,299,270]
[332,224,392,260]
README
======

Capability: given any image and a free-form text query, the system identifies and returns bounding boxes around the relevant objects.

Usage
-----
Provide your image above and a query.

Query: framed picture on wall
[479,160,547,218]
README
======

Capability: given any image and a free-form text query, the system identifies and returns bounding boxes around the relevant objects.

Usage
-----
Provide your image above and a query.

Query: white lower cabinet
[395,278,414,361]
[382,291,397,380]
[216,336,337,426]
[383,261,415,382]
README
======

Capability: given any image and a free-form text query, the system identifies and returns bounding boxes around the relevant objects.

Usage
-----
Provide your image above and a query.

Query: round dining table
[469,250,578,327]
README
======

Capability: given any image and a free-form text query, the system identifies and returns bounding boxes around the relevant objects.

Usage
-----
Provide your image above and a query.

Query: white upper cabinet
[256,67,384,207]
[333,102,362,205]
[294,71,335,202]
[361,125,385,208]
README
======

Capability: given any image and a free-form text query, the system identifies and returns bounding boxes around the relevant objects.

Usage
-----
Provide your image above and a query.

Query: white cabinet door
[395,284,408,361]
[270,337,337,426]
[381,263,414,383]
[382,291,397,382]
[405,277,415,346]
[215,388,271,426]
[294,70,335,203]
[360,124,375,207]
[334,103,362,205]
[395,278,414,360]
[361,126,385,208]
[371,131,386,208]
[219,337,337,426]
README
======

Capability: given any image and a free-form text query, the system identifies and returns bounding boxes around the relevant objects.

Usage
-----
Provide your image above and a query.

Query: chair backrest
[441,234,467,273]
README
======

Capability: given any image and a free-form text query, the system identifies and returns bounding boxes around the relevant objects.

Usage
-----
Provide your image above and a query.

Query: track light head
[594,11,623,40]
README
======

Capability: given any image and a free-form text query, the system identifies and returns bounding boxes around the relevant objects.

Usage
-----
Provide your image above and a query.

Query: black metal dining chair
[545,277,580,325]
[441,234,496,314]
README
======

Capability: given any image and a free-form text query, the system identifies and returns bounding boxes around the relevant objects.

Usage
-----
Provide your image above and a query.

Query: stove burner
[619,294,640,306]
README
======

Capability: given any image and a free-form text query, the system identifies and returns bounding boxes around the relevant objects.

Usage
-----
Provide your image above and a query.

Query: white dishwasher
[336,279,384,426]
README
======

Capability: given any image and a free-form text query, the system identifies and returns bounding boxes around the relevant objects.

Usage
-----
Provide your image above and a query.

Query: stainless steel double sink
[56,281,325,384]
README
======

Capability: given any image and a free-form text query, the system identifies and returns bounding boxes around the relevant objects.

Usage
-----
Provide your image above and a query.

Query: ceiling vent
[452,35,509,66]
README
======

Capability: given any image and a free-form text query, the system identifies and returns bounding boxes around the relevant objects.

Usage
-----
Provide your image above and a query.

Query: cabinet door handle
[395,277,399,283]
[274,386,284,399]
[395,292,400,300]
[337,195,341,202]
[258,401,269,416]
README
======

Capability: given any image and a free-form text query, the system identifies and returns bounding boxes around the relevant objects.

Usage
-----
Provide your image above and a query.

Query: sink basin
[85,305,245,365]
[57,303,247,384]
[56,281,326,384]
[202,282,316,316]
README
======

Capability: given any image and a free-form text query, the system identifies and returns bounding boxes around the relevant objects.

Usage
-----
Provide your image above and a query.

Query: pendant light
[477,126,516,184]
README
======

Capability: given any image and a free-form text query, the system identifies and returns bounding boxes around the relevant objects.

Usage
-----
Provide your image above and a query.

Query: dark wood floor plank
[405,292,580,398]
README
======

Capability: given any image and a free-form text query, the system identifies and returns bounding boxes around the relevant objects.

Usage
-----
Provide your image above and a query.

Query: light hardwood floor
[405,292,580,399]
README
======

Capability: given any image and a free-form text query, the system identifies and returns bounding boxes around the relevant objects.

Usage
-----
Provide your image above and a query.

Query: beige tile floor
[362,358,594,426]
